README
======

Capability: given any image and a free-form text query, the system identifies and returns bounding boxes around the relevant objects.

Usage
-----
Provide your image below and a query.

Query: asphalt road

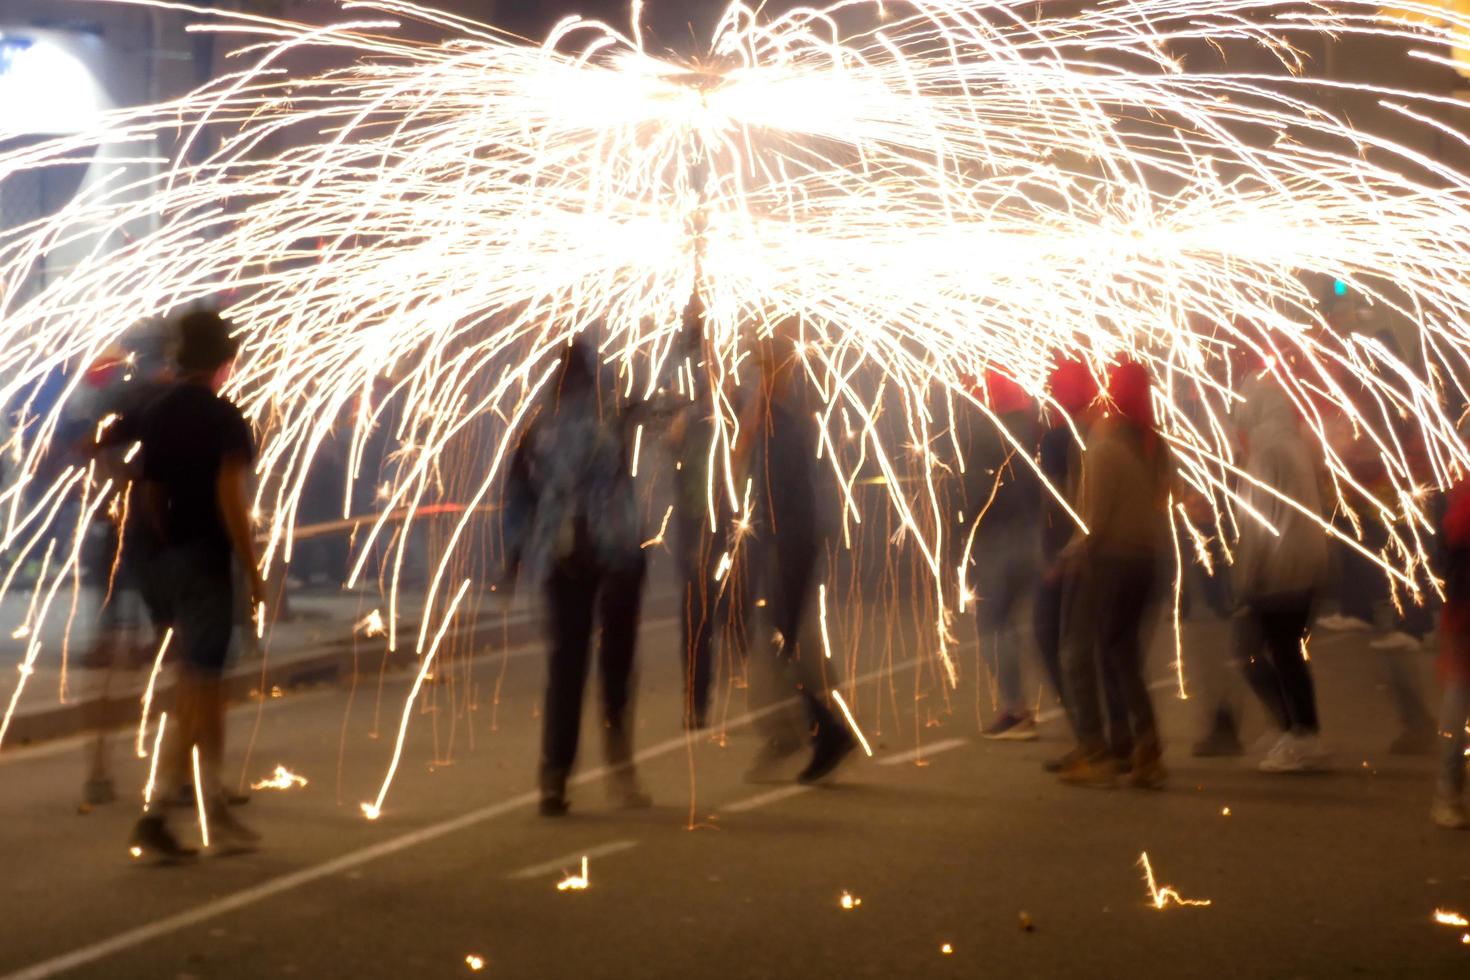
[0,604,1467,979]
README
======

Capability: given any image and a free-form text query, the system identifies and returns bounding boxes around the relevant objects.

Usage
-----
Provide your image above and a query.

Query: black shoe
[797,728,857,784]
[207,806,261,852]
[130,815,197,863]
[538,794,570,817]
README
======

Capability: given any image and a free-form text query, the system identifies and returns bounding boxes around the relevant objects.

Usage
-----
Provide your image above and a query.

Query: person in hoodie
[1056,359,1171,789]
[1232,373,1330,773]
[505,339,650,817]
[963,370,1043,741]
[1035,357,1137,773]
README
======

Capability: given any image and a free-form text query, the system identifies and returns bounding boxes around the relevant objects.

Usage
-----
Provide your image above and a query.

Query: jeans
[974,536,1038,715]
[1066,555,1157,754]
[1236,592,1318,733]
[539,555,646,790]
[162,546,234,674]
[1438,682,1470,796]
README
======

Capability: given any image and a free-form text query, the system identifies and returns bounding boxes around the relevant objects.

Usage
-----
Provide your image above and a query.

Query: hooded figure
[1233,377,1328,603]
[1231,374,1330,773]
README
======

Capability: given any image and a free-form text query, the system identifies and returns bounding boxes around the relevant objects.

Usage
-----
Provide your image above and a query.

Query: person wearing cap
[129,310,264,859]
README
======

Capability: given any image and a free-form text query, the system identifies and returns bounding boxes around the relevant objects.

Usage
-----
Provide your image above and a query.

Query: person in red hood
[1056,357,1172,789]
[1431,476,1470,828]
[1032,356,1136,773]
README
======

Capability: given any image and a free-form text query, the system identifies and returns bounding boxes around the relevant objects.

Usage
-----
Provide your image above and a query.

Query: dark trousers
[539,556,646,789]
[1038,573,1133,754]
[165,546,234,674]
[674,511,730,726]
[1067,555,1158,754]
[750,529,839,740]
[1236,592,1318,733]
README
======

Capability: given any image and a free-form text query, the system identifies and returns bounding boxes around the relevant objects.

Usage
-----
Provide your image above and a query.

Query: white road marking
[721,784,811,813]
[3,653,929,980]
[876,737,967,766]
[507,839,639,881]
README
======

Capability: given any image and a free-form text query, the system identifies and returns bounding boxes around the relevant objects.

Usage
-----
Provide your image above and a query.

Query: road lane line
[876,737,967,766]
[506,839,639,881]
[3,653,928,980]
[720,784,810,813]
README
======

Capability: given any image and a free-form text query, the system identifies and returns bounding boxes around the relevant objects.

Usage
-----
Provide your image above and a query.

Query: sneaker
[797,727,857,784]
[981,713,1039,742]
[1291,731,1330,768]
[1128,746,1167,789]
[1260,732,1326,773]
[1316,613,1371,632]
[1431,794,1468,830]
[207,805,261,852]
[1369,630,1423,652]
[745,734,805,784]
[130,815,198,863]
[1057,752,1117,788]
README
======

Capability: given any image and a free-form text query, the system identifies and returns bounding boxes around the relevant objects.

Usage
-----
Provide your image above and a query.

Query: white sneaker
[1431,794,1468,830]
[1317,614,1371,632]
[1369,631,1423,652]
[1289,732,1329,769]
[1264,734,1311,775]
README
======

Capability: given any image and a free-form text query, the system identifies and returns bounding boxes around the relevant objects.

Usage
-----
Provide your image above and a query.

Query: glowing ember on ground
[1434,909,1469,927]
[356,609,387,638]
[128,846,142,859]
[939,943,953,955]
[1139,852,1212,910]
[251,766,309,791]
[839,891,862,910]
[557,856,591,892]
[465,954,485,971]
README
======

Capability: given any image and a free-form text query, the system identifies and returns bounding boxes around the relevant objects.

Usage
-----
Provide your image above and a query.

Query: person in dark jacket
[740,332,855,784]
[505,340,650,816]
[963,370,1042,740]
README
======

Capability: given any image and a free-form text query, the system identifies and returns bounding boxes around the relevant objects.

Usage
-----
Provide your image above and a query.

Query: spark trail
[3,1,1470,767]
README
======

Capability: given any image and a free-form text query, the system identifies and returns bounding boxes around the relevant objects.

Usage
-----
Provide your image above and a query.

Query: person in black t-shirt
[130,311,264,860]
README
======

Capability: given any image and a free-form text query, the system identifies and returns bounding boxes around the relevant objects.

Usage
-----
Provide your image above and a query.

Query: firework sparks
[1139,852,1212,910]
[557,856,591,892]
[830,690,874,757]
[1,0,1470,794]
[191,745,210,849]
[356,609,387,638]
[135,628,173,759]
[251,765,309,791]
[1434,909,1469,927]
